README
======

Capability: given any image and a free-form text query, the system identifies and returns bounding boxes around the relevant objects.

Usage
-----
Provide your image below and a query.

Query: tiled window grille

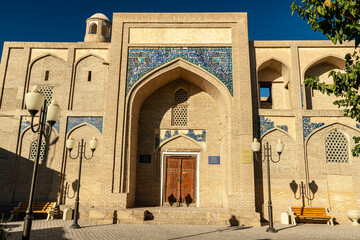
[29,140,46,162]
[173,107,188,126]
[174,89,188,104]
[325,129,349,163]
[172,89,188,126]
[39,86,54,105]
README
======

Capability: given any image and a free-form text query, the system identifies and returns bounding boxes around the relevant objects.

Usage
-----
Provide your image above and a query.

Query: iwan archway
[124,59,232,208]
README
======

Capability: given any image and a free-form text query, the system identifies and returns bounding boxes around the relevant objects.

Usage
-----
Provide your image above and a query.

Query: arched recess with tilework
[123,58,232,207]
[10,124,59,203]
[305,123,360,222]
[256,58,291,110]
[303,55,345,110]
[61,123,103,207]
[256,128,296,221]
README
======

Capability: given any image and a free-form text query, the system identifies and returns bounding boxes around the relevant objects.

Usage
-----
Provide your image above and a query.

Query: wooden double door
[165,157,196,206]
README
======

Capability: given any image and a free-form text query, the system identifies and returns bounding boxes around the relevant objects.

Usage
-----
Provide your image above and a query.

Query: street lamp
[251,138,284,233]
[22,85,61,240]
[66,136,98,229]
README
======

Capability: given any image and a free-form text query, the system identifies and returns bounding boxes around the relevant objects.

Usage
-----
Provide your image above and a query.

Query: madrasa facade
[0,12,359,225]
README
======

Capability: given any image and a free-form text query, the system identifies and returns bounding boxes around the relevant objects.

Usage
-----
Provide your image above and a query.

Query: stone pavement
[3,220,360,240]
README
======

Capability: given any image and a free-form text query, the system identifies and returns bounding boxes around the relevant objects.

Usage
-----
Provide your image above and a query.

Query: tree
[291,0,360,156]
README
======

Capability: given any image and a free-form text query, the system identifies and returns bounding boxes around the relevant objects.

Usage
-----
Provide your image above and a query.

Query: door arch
[123,59,232,207]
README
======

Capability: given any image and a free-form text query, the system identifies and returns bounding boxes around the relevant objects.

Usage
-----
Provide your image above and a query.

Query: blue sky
[0,0,327,58]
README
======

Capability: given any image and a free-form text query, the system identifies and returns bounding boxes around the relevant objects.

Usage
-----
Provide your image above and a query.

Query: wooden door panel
[181,158,195,204]
[165,156,196,205]
[165,158,180,204]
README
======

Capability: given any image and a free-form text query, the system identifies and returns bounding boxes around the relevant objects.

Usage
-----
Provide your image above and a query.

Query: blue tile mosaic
[20,117,31,132]
[277,125,288,132]
[52,121,60,133]
[259,116,275,137]
[303,117,325,141]
[20,116,60,133]
[66,117,103,134]
[155,129,206,149]
[126,48,233,96]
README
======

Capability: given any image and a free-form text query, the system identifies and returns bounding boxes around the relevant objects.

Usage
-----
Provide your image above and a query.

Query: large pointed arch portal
[120,58,233,207]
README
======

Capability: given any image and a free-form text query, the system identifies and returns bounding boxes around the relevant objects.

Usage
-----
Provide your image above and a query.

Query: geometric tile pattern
[277,125,289,132]
[259,116,275,136]
[29,140,46,162]
[303,117,325,141]
[172,107,188,126]
[325,129,349,163]
[39,86,54,106]
[66,116,103,134]
[173,89,189,126]
[126,47,233,96]
[154,129,206,149]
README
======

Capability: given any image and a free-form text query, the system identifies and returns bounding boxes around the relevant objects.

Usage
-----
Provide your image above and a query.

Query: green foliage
[292,0,360,156]
[0,223,9,240]
[291,0,360,47]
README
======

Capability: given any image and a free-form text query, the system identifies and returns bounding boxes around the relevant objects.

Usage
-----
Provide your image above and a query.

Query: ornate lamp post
[251,138,284,233]
[22,85,61,240]
[66,136,98,229]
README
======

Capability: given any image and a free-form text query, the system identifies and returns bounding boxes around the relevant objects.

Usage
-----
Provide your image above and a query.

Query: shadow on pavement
[168,226,252,239]
[7,227,68,240]
[276,224,302,232]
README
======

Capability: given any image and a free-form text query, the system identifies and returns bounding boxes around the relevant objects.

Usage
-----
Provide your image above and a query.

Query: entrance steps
[143,208,226,225]
[79,207,260,226]
[116,207,260,226]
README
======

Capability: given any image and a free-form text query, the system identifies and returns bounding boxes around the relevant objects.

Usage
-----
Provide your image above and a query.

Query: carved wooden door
[165,157,195,205]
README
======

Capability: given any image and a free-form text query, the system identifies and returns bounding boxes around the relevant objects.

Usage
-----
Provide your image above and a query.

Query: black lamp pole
[67,139,95,229]
[253,141,283,233]
[22,100,54,240]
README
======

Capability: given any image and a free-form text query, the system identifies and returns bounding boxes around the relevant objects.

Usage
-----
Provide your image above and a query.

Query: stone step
[152,214,208,220]
[144,219,228,225]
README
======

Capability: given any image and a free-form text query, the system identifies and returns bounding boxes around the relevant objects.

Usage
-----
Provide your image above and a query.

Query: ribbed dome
[89,13,110,21]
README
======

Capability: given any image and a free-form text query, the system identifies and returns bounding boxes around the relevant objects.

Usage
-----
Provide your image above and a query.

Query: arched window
[101,23,107,37]
[172,89,188,126]
[29,140,46,162]
[325,129,349,163]
[89,23,97,34]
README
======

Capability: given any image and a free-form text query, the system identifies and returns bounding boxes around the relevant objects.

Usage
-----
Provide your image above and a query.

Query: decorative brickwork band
[154,129,206,149]
[21,116,60,133]
[66,117,103,134]
[126,47,233,96]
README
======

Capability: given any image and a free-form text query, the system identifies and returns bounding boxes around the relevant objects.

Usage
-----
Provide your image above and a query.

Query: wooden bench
[11,202,57,220]
[289,206,334,226]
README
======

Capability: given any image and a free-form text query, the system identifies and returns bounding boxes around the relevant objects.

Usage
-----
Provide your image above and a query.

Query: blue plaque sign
[208,156,220,164]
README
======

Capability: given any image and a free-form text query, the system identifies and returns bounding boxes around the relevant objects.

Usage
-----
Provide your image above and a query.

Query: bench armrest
[288,206,296,217]
[325,207,332,217]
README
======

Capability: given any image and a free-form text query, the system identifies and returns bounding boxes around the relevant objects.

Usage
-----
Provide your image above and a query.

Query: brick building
[0,12,359,225]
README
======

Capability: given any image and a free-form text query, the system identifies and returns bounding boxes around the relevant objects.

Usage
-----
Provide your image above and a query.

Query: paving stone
[4,219,360,240]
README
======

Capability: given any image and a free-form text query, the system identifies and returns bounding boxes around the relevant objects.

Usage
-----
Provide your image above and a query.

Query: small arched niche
[257,59,291,109]
[89,23,97,34]
[304,56,345,110]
